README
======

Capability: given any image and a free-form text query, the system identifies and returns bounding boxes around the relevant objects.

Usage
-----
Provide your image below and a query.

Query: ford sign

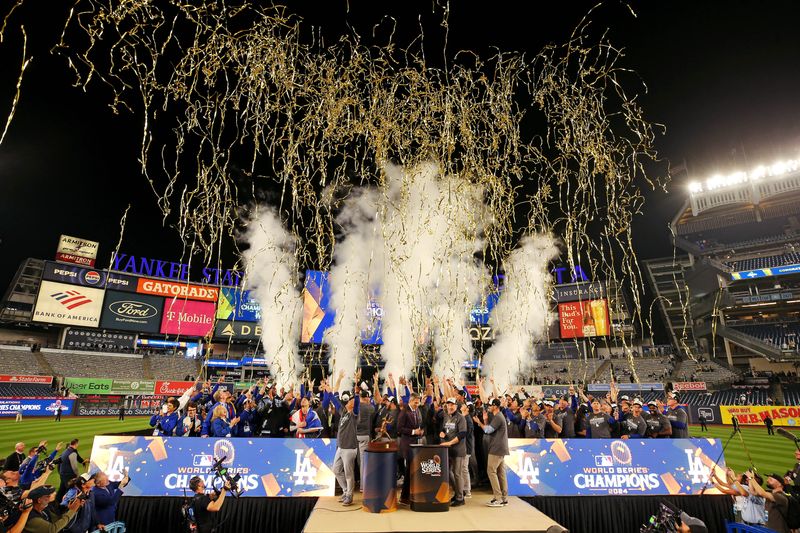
[110,301,158,318]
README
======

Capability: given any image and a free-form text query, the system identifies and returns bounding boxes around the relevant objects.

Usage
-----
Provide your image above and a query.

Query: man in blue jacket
[92,470,130,529]
[150,398,180,436]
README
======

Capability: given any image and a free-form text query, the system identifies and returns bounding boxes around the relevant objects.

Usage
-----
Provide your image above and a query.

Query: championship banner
[89,436,337,497]
[216,288,262,322]
[505,438,725,496]
[0,398,75,417]
[0,375,52,384]
[33,281,105,327]
[56,235,99,267]
[720,405,800,426]
[673,382,707,391]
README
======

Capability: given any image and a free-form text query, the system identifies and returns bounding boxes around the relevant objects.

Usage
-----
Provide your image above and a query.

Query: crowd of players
[147,371,690,510]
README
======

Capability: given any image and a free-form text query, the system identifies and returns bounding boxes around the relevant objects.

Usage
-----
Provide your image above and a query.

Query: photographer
[19,443,64,490]
[22,485,83,533]
[59,474,95,533]
[188,476,229,533]
[57,440,88,504]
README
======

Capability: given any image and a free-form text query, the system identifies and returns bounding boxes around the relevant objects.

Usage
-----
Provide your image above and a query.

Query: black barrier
[688,404,721,425]
[78,406,154,416]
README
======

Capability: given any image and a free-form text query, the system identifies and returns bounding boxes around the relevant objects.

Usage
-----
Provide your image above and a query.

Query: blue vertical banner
[90,436,337,497]
[504,438,725,496]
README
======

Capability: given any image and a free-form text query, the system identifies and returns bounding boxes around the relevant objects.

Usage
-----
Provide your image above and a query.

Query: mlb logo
[594,454,613,467]
[193,454,213,467]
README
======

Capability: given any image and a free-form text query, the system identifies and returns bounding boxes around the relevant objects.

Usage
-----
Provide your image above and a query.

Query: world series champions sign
[505,438,725,496]
[90,436,337,497]
[90,437,724,497]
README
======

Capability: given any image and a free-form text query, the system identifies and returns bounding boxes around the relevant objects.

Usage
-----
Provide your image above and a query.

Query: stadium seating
[675,358,739,385]
[731,323,800,350]
[726,251,800,272]
[678,389,769,406]
[0,348,49,376]
[783,385,800,405]
[592,356,675,383]
[0,383,55,397]
[41,350,146,380]
[143,354,202,381]
[529,358,605,385]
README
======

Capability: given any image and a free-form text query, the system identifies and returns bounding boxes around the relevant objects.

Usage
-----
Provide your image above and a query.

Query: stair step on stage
[302,492,566,533]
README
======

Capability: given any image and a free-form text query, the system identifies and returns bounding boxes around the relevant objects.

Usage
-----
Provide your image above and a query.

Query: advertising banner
[42,261,107,288]
[56,235,99,267]
[161,299,215,337]
[33,281,104,327]
[78,395,162,416]
[216,288,262,322]
[104,273,139,293]
[213,320,262,341]
[0,375,52,384]
[731,264,800,280]
[137,278,219,302]
[64,329,136,352]
[154,381,197,396]
[100,290,164,333]
[553,281,607,303]
[688,405,720,425]
[0,398,75,417]
[64,377,155,396]
[673,382,707,392]
[587,383,664,392]
[90,436,337,497]
[505,438,725,496]
[558,299,610,338]
[720,405,800,426]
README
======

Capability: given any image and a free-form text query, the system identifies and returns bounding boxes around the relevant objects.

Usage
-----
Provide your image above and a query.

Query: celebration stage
[96,436,734,532]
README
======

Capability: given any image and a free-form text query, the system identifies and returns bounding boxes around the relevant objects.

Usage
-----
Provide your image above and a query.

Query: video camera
[640,502,680,533]
[0,490,32,526]
[210,456,244,498]
[36,455,62,472]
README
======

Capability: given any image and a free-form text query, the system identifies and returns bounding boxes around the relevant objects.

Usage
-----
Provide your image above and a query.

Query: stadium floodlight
[689,157,800,194]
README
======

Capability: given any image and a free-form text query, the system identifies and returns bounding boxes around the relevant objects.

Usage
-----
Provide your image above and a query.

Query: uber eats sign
[64,377,156,395]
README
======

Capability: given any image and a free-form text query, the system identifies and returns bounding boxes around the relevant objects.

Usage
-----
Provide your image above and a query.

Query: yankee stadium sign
[111,253,243,286]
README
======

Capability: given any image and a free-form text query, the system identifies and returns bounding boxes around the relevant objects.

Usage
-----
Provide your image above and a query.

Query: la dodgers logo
[684,450,710,484]
[293,449,317,485]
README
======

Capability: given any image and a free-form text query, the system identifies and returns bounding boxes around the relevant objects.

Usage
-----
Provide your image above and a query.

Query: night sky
[2,1,800,292]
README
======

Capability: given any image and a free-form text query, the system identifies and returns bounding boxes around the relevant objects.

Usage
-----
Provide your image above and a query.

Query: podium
[409,444,450,512]
[362,445,398,513]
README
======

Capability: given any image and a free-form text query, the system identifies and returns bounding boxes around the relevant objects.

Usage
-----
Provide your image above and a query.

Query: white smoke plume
[242,207,304,389]
[325,189,384,386]
[327,161,488,383]
[482,234,560,394]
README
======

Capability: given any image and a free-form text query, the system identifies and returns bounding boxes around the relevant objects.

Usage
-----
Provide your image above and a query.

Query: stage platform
[303,492,566,533]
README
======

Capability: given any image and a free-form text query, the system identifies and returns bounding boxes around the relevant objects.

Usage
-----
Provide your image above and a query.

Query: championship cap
[446,397,457,404]
[340,391,352,402]
[28,485,55,500]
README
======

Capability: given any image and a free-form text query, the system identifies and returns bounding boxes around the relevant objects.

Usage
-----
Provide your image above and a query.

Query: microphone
[777,428,800,449]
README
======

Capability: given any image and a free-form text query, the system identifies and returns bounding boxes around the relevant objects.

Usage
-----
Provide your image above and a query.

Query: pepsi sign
[42,261,108,288]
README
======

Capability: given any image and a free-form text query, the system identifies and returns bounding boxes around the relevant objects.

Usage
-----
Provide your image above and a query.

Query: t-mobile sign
[160,299,215,337]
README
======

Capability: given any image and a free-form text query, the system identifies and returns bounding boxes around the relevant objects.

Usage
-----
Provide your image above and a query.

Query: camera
[37,455,62,471]
[0,490,32,526]
[640,502,679,533]
[210,456,244,497]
